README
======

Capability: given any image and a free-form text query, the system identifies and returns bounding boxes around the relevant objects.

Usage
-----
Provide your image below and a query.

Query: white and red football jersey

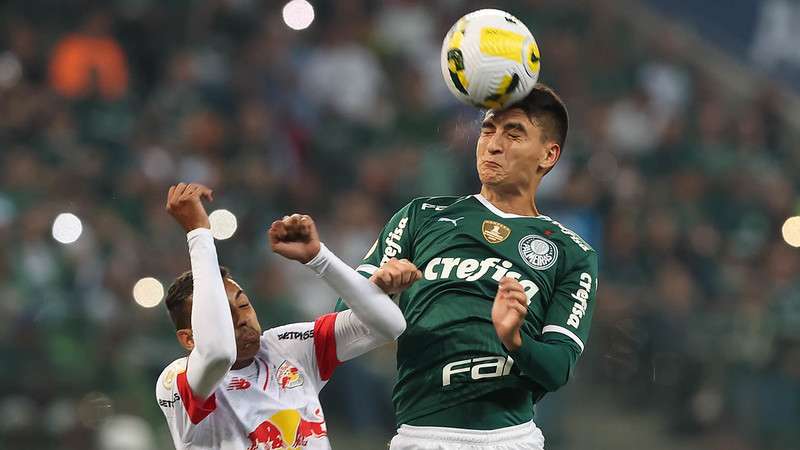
[156,314,340,450]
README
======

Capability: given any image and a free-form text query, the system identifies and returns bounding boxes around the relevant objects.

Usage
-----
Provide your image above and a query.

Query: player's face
[476,108,558,190]
[224,278,262,361]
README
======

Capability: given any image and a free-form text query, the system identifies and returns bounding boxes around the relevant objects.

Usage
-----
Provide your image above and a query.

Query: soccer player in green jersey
[336,84,598,449]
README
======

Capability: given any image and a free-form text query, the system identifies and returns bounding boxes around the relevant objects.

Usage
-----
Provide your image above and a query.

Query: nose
[486,131,504,155]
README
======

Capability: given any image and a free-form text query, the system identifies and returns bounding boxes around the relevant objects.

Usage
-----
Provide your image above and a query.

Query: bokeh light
[52,213,83,244]
[132,277,164,308]
[781,216,800,247]
[282,0,315,30]
[209,209,238,240]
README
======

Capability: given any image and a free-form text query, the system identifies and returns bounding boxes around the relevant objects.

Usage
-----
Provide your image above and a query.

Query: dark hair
[165,266,231,330]
[509,83,569,152]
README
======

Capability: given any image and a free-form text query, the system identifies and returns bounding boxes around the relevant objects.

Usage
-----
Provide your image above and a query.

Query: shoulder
[262,322,316,345]
[404,195,470,218]
[533,215,595,255]
[156,357,187,397]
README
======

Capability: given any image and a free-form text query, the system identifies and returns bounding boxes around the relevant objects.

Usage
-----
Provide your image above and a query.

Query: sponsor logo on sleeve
[482,220,511,243]
[277,330,314,340]
[567,272,592,328]
[158,393,181,408]
[518,235,558,270]
[380,217,408,265]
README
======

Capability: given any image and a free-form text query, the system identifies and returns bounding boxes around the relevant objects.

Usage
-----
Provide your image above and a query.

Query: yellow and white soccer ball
[441,9,540,109]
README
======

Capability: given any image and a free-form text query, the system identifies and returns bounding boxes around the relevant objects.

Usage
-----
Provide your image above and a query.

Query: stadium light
[52,213,83,244]
[781,216,800,247]
[282,0,314,31]
[209,209,238,240]
[133,277,164,308]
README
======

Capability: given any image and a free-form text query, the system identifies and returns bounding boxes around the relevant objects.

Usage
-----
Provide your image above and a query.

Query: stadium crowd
[0,0,798,448]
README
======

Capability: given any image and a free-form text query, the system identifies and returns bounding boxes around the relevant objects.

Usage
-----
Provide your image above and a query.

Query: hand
[165,182,213,233]
[491,277,528,351]
[369,258,422,295]
[268,214,321,264]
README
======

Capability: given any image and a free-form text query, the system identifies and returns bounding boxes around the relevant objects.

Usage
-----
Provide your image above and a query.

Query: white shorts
[389,421,545,450]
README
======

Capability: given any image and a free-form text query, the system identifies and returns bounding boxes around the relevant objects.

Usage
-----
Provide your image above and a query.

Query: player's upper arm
[332,309,396,361]
[542,250,599,354]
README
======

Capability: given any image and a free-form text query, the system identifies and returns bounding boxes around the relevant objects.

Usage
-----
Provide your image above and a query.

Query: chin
[238,341,261,359]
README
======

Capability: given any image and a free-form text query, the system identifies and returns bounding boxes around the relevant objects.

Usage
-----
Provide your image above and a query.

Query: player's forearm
[306,243,406,340]
[186,228,237,398]
[507,333,579,392]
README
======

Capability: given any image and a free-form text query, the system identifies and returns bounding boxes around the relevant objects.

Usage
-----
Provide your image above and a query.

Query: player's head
[165,266,262,361]
[476,83,568,189]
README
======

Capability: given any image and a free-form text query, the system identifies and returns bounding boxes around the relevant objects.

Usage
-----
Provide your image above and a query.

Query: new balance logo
[227,377,252,391]
[437,217,464,227]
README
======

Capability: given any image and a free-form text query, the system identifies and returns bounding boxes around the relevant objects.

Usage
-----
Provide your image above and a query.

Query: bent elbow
[540,370,570,392]
[387,316,406,340]
[199,339,237,372]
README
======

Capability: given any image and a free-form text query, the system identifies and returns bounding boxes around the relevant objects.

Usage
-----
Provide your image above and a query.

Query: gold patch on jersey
[482,220,511,244]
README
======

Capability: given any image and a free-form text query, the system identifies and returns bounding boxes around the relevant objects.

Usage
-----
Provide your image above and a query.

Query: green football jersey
[335,194,598,426]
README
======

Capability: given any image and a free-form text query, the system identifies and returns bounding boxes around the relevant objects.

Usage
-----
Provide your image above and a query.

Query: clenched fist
[370,258,422,295]
[491,277,529,351]
[268,214,321,264]
[166,183,213,232]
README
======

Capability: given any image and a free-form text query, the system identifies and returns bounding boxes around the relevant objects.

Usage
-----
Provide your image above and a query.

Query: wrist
[186,227,213,239]
[304,242,330,271]
[503,330,522,351]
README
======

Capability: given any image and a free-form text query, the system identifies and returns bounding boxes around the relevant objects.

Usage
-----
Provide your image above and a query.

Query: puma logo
[437,217,464,227]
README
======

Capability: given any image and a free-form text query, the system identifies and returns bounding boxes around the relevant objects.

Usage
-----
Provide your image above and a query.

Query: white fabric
[305,243,406,350]
[541,325,585,352]
[185,228,237,401]
[389,421,545,450]
[158,238,407,449]
[157,324,333,450]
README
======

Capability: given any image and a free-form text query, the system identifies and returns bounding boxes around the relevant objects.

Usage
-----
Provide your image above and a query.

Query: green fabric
[336,195,598,427]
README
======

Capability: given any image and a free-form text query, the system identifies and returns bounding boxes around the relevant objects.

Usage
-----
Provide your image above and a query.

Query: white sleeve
[304,243,406,361]
[184,228,237,401]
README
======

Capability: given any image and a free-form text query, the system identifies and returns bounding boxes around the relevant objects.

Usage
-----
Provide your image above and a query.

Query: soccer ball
[441,9,540,109]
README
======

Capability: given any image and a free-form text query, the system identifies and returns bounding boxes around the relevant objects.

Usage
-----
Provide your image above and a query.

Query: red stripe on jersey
[313,313,341,381]
[176,371,217,424]
[258,358,269,390]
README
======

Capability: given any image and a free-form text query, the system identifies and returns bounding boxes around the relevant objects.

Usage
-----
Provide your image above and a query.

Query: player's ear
[176,329,195,351]
[540,141,560,173]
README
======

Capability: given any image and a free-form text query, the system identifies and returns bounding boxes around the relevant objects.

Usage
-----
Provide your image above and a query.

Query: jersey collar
[472,194,543,219]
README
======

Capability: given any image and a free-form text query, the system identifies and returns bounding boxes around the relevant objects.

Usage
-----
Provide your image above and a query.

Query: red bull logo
[248,409,326,450]
[277,361,303,390]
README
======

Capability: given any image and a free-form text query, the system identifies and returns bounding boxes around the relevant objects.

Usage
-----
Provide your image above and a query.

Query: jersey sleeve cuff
[542,325,585,352]
[176,371,217,424]
[313,312,341,381]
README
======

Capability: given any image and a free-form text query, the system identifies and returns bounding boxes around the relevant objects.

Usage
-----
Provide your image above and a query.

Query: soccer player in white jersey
[155,182,420,449]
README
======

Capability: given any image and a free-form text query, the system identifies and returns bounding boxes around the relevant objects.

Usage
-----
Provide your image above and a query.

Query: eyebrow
[234,289,244,301]
[503,122,527,133]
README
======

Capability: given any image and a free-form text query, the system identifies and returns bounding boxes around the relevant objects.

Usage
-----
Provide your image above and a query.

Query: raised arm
[269,214,416,361]
[166,183,237,401]
[491,252,598,392]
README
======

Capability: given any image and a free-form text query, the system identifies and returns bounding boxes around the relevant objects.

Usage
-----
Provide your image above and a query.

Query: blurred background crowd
[1,0,799,449]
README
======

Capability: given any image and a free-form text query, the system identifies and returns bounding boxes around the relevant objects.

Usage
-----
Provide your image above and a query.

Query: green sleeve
[334,200,418,312]
[509,251,598,391]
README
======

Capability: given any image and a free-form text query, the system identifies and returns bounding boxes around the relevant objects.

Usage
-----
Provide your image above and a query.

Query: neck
[231,358,254,370]
[480,184,539,216]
